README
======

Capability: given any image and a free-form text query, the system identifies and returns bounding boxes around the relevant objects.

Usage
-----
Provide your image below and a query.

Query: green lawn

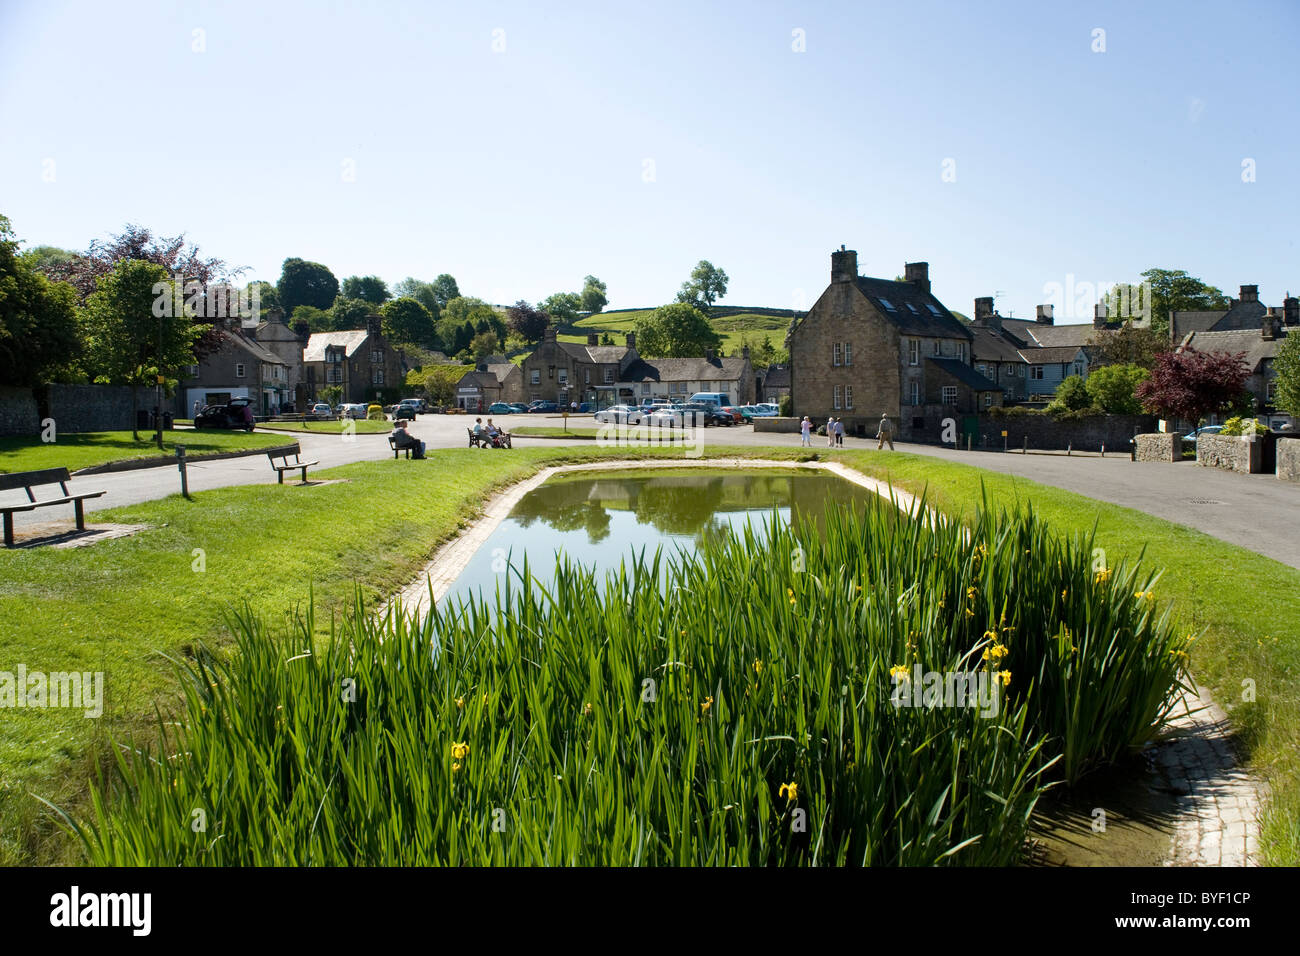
[2,443,1295,864]
[256,420,393,435]
[513,425,694,441]
[0,430,293,474]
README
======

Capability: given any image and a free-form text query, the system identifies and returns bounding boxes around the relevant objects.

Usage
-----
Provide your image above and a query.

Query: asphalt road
[15,414,1300,569]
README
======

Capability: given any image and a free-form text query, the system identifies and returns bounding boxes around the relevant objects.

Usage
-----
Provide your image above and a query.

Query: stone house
[520,330,640,406]
[454,361,525,411]
[618,350,755,405]
[786,249,1000,440]
[176,319,290,416]
[1180,312,1293,428]
[249,310,305,410]
[758,364,790,404]
[302,316,407,406]
[1171,285,1299,344]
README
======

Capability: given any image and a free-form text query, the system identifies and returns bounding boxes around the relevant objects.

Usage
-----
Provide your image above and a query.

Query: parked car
[508,403,529,414]
[196,397,257,431]
[719,406,746,425]
[1183,425,1224,443]
[529,401,559,413]
[679,402,733,426]
[338,403,368,420]
[396,398,422,418]
[688,391,733,409]
[644,406,684,428]
[577,402,593,413]
[392,404,417,421]
[309,402,333,418]
[594,404,645,424]
[488,402,517,415]
[752,403,780,417]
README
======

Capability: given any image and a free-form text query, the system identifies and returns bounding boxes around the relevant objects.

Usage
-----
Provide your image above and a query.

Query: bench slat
[0,468,72,493]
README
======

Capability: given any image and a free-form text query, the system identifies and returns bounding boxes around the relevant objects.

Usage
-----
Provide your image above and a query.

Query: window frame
[941,385,957,406]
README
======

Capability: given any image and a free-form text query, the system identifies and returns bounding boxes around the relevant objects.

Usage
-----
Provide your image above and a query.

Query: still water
[438,468,873,609]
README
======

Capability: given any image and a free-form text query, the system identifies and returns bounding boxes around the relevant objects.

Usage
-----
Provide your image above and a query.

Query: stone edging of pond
[384,456,1263,867]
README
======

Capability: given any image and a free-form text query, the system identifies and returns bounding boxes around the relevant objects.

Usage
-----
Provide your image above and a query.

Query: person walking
[799,415,812,446]
[835,418,845,447]
[876,413,895,451]
[826,418,836,448]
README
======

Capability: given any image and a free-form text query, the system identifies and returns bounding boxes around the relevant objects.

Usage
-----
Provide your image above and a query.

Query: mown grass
[256,420,393,435]
[0,430,289,474]
[70,495,1187,865]
[2,442,1295,864]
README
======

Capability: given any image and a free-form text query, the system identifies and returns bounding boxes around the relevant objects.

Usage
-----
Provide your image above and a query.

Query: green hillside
[564,305,796,355]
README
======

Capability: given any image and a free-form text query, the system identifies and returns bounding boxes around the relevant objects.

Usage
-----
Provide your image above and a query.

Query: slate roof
[1018,323,1100,349]
[304,330,369,363]
[854,277,971,340]
[1170,310,1229,342]
[556,342,630,364]
[455,369,500,389]
[969,327,1027,363]
[481,362,519,384]
[761,364,791,388]
[925,358,1001,391]
[1212,300,1268,331]
[1180,327,1287,372]
[621,356,748,383]
[1019,345,1086,364]
[225,330,285,366]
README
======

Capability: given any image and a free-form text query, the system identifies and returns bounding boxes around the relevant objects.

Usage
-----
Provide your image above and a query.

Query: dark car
[194,397,256,431]
[529,401,559,413]
[678,402,732,427]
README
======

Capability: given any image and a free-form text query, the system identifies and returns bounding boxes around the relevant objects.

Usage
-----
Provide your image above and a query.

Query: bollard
[176,445,189,497]
[1067,442,1072,456]
[1101,444,1105,458]
[966,435,971,452]
[1022,436,1027,455]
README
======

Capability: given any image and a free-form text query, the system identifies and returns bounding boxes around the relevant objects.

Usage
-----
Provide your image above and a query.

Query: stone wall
[1276,437,1300,483]
[1197,432,1263,474]
[0,386,39,437]
[966,412,1155,452]
[754,416,803,434]
[1135,433,1181,463]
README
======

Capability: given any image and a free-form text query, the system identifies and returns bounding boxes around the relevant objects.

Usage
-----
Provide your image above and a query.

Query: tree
[1136,347,1251,423]
[430,274,460,310]
[409,363,465,406]
[581,275,608,314]
[507,299,550,343]
[541,292,582,326]
[340,275,390,305]
[1087,324,1167,370]
[80,260,202,440]
[635,303,722,358]
[0,216,81,385]
[278,258,338,314]
[1046,375,1092,413]
[676,260,729,313]
[440,296,502,348]
[291,305,333,334]
[1270,333,1300,418]
[1103,269,1230,338]
[331,297,373,331]
[247,280,280,316]
[321,385,343,408]
[470,330,500,361]
[19,244,79,275]
[392,278,441,317]
[1084,363,1149,414]
[45,223,236,302]
[380,297,437,349]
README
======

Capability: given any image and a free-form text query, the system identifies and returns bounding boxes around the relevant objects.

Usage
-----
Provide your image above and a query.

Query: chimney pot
[1035,304,1054,325]
[1284,296,1298,326]
[1240,284,1259,303]
[1263,307,1280,340]
[587,333,598,346]
[625,331,636,350]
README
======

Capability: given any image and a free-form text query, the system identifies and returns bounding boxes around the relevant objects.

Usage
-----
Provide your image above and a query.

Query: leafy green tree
[581,275,608,314]
[380,297,437,349]
[506,300,550,343]
[1269,333,1300,418]
[321,385,343,408]
[1087,324,1167,369]
[1047,375,1092,413]
[675,260,728,314]
[430,274,460,310]
[542,292,582,326]
[1084,363,1149,414]
[635,303,722,358]
[80,260,202,440]
[18,244,80,275]
[278,258,339,314]
[330,297,373,331]
[1103,269,1230,338]
[0,216,81,385]
[291,305,333,333]
[392,278,441,317]
[470,330,500,361]
[246,280,279,317]
[340,275,390,305]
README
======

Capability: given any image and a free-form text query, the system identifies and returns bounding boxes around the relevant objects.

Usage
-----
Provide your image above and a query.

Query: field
[255,420,393,435]
[0,430,291,474]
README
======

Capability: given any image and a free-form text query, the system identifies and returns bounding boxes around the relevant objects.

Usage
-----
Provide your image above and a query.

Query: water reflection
[439,469,873,609]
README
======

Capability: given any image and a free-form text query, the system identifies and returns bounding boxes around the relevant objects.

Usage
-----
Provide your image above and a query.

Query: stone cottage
[302,315,407,406]
[785,249,1000,440]
[454,360,525,411]
[177,319,290,416]
[520,330,640,406]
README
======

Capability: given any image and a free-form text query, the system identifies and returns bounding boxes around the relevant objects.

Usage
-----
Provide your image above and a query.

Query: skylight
[905,302,920,314]
[878,298,896,312]
[926,303,942,315]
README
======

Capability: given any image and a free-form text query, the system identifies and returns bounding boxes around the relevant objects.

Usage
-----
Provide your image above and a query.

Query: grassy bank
[0,430,289,474]
[3,444,1296,863]
[256,420,393,435]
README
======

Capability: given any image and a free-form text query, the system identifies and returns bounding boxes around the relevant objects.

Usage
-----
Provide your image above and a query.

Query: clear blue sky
[2,0,1297,321]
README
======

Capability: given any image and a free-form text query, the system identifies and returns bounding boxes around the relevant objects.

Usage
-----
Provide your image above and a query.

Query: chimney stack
[1093,302,1108,329]
[1035,304,1054,325]
[1240,284,1259,303]
[587,333,598,346]
[706,348,718,362]
[366,313,383,337]
[974,297,994,325]
[542,326,557,344]
[625,331,636,350]
[831,246,858,284]
[1283,295,1298,327]
[1262,308,1280,341]
[904,261,930,294]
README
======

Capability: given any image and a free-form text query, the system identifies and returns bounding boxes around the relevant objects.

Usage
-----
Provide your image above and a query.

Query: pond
[438,468,875,609]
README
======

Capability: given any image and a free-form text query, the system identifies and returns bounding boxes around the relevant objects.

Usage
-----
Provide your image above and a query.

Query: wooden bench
[389,436,413,459]
[266,443,319,484]
[467,428,486,449]
[0,468,106,547]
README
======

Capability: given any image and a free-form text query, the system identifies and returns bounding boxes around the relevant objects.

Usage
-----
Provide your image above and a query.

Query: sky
[2,0,1297,322]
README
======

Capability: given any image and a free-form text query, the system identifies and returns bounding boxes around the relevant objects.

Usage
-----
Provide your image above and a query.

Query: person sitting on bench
[485,418,510,448]
[390,419,426,459]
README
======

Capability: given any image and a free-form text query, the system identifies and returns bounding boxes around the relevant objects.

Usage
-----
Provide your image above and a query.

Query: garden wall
[1197,433,1263,475]
[971,412,1155,452]
[1135,433,1180,463]
[754,416,802,434]
[1277,437,1300,483]
[0,384,138,436]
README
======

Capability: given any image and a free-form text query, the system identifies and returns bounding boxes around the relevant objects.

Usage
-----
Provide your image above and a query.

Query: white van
[689,392,732,408]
